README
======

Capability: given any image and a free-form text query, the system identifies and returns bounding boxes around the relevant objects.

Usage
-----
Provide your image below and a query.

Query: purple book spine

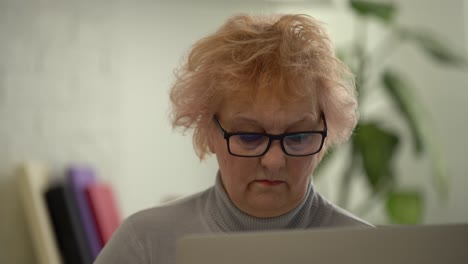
[67,166,102,259]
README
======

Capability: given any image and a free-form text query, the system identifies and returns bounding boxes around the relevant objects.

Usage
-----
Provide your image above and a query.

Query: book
[45,183,93,264]
[86,183,121,246]
[16,161,63,264]
[67,166,101,259]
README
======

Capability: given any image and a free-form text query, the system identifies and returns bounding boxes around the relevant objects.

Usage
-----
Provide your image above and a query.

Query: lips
[254,180,285,186]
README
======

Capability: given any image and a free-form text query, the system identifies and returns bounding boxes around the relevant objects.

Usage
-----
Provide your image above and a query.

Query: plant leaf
[421,127,451,200]
[349,0,397,23]
[386,190,424,224]
[382,70,424,154]
[353,122,399,193]
[383,71,450,198]
[399,28,467,67]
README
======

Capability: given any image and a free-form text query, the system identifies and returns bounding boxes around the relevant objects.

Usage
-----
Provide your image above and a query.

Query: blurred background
[0,0,467,263]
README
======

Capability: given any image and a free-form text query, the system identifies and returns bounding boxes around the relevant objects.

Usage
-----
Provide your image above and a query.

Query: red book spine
[86,183,121,246]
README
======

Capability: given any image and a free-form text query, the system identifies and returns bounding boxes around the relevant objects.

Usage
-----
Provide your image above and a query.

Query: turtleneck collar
[205,172,319,232]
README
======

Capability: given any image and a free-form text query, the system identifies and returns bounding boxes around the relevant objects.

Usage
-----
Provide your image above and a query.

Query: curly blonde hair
[170,14,358,160]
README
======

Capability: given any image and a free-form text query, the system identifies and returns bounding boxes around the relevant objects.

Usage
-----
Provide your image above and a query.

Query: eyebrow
[228,114,319,129]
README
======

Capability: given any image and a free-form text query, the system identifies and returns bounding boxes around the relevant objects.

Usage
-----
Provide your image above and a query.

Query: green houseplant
[316,0,466,224]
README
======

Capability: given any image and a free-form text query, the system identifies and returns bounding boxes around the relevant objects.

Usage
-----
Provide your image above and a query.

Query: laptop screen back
[176,224,468,264]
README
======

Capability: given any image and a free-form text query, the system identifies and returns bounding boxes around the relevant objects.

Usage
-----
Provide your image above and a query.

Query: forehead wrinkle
[229,109,318,132]
[219,94,319,130]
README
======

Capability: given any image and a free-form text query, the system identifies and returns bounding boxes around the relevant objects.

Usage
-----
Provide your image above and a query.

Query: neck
[205,172,318,232]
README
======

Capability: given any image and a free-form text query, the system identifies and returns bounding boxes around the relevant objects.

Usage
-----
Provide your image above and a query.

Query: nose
[260,141,286,172]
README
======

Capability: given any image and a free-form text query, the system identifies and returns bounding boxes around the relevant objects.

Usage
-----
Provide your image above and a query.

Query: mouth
[254,179,285,186]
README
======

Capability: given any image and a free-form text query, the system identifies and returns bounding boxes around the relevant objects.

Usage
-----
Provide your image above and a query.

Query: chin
[248,197,290,217]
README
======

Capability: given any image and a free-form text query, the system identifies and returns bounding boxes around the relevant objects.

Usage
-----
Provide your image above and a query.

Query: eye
[231,134,268,150]
[284,133,313,144]
[238,134,265,144]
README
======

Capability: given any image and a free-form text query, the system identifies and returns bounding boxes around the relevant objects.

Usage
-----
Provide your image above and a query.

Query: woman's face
[208,96,324,218]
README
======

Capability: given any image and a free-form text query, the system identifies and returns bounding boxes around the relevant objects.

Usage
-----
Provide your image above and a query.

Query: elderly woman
[95,13,370,264]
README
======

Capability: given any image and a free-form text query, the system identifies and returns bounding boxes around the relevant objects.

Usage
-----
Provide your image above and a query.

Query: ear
[316,139,328,164]
[208,138,215,153]
[207,125,216,154]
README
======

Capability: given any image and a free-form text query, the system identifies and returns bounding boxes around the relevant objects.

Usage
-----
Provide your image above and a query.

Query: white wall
[0,0,467,263]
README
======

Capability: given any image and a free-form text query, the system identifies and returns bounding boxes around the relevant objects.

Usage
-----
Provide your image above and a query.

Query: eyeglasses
[213,113,327,157]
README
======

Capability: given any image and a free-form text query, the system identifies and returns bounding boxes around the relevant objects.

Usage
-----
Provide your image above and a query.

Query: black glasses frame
[213,112,328,157]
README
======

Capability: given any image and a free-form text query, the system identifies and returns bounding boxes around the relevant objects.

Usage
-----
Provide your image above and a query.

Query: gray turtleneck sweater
[94,175,371,264]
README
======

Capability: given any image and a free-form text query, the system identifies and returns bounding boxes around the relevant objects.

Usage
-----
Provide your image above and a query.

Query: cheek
[214,139,243,176]
[288,156,317,179]
[216,149,259,187]
[219,154,257,178]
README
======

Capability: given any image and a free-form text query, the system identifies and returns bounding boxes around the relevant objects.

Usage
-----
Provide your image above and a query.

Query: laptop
[176,224,468,264]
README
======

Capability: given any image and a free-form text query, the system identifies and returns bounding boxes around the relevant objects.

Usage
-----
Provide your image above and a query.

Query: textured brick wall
[0,1,122,262]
